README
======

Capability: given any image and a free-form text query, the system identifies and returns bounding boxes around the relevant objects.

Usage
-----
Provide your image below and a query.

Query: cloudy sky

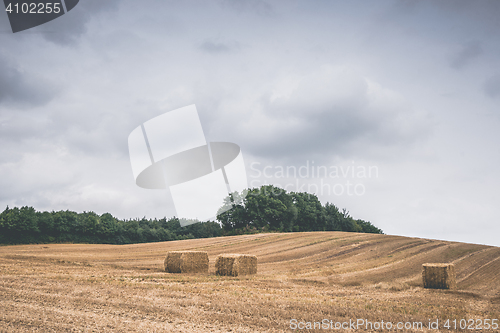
[1,0,499,246]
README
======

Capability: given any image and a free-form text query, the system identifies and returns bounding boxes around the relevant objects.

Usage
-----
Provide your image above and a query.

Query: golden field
[1,232,499,332]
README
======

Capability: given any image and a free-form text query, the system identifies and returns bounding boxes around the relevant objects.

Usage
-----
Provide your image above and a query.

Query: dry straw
[164,251,208,273]
[422,263,456,289]
[215,254,257,277]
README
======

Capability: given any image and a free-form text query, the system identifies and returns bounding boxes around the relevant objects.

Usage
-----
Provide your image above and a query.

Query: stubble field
[1,232,499,332]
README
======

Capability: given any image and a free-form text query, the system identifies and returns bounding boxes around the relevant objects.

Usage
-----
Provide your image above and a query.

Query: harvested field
[1,232,499,332]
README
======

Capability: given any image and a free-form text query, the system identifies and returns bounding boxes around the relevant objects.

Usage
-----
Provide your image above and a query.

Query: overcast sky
[1,0,499,246]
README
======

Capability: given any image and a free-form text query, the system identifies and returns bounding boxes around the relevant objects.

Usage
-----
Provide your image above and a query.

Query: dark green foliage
[184,221,222,239]
[216,185,383,235]
[0,206,221,245]
[0,206,39,243]
[0,185,382,245]
[355,219,383,234]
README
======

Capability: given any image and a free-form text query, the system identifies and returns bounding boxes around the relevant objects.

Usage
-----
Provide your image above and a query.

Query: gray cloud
[394,0,500,27]
[199,40,240,54]
[0,8,11,32]
[32,0,122,45]
[449,41,483,69]
[483,74,500,98]
[385,0,500,46]
[436,0,500,31]
[220,0,274,16]
[0,55,55,107]
[222,67,429,164]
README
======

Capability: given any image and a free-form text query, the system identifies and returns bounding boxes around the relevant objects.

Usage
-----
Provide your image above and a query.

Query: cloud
[199,40,240,54]
[0,145,142,218]
[216,66,430,164]
[0,147,78,203]
[483,74,500,98]
[449,41,483,69]
[435,0,500,31]
[33,0,122,45]
[220,0,274,16]
[0,55,56,107]
[386,0,500,45]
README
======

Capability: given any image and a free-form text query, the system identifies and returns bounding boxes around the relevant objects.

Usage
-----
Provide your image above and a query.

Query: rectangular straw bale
[422,263,456,289]
[164,251,208,273]
[215,254,257,277]
[164,251,183,273]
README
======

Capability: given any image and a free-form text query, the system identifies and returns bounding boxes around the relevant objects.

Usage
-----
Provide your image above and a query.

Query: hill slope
[1,232,499,332]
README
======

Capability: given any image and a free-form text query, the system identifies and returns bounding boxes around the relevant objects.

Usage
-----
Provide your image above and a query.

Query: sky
[1,0,499,246]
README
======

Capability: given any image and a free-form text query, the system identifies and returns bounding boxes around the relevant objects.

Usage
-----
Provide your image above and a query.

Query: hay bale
[215,254,257,277]
[164,251,183,273]
[422,263,456,289]
[164,251,208,273]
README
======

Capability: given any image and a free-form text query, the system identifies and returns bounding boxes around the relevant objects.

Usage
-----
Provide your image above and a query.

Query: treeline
[0,185,382,245]
[218,185,383,235]
[0,207,221,245]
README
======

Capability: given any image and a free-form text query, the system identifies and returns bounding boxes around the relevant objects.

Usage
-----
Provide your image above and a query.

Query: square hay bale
[164,251,208,273]
[215,254,257,277]
[422,263,456,289]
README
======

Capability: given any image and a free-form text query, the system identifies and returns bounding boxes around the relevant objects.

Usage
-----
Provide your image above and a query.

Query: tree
[79,211,100,236]
[98,213,118,239]
[216,186,382,235]
[324,202,342,231]
[356,219,383,234]
[290,192,324,232]
[217,191,248,231]
[244,186,288,230]
[37,211,54,234]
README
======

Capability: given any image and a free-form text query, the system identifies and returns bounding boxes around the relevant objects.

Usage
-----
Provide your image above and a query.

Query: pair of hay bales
[422,263,456,290]
[164,251,257,276]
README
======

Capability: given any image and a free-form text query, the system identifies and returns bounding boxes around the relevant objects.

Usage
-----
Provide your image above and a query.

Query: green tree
[98,213,118,240]
[217,191,248,231]
[37,211,54,234]
[0,206,39,242]
[324,202,342,231]
[79,211,100,236]
[291,192,324,232]
[244,186,288,230]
